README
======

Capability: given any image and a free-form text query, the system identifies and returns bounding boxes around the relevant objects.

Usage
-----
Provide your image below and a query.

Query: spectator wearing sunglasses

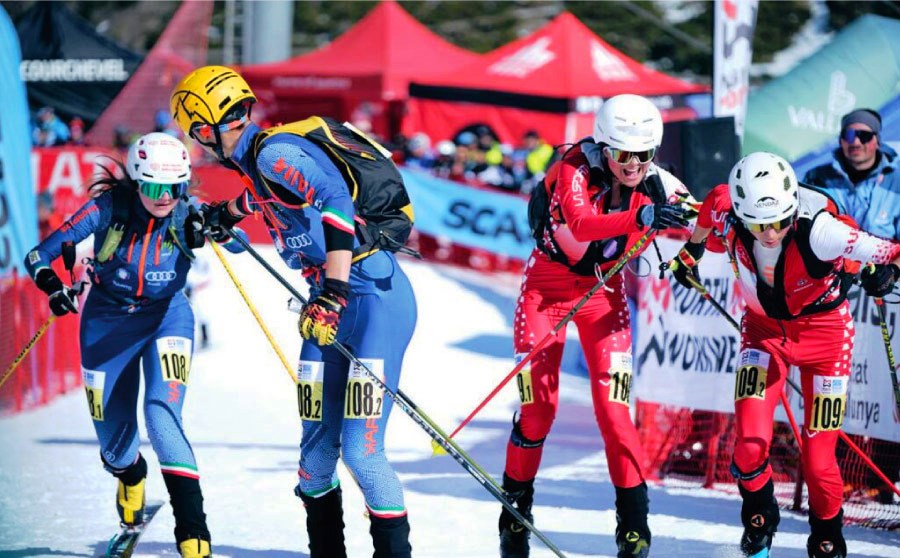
[803,108,900,241]
[499,94,696,558]
[22,133,245,558]
[672,152,900,558]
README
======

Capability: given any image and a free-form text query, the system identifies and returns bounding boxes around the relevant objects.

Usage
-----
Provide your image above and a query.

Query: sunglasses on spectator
[138,180,188,200]
[840,129,877,144]
[605,146,657,165]
[744,214,795,234]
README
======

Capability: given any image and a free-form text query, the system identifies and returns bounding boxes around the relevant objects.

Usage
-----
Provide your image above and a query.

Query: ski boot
[298,486,347,558]
[370,514,412,558]
[499,474,534,558]
[178,536,211,558]
[738,480,780,557]
[114,454,148,527]
[807,509,846,558]
[615,483,651,558]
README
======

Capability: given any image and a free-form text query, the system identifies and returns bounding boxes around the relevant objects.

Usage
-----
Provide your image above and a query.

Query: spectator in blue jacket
[32,106,70,146]
[803,108,900,240]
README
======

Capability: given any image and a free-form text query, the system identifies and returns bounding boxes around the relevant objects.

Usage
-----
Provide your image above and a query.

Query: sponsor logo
[488,37,556,78]
[117,268,129,280]
[754,196,778,209]
[20,59,130,82]
[144,270,176,282]
[591,40,637,82]
[285,234,313,250]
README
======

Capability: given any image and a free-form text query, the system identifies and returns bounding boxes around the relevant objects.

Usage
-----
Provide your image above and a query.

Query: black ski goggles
[604,146,657,165]
[138,180,188,200]
[744,214,795,234]
[840,128,877,144]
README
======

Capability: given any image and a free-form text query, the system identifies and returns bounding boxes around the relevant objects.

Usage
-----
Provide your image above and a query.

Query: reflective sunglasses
[605,146,657,165]
[744,214,795,234]
[840,128,876,144]
[138,180,188,200]
[190,119,245,144]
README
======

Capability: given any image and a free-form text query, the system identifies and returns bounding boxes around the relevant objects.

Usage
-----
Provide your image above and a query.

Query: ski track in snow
[1,247,898,557]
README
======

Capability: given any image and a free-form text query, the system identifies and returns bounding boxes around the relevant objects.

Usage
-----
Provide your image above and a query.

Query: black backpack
[253,117,416,260]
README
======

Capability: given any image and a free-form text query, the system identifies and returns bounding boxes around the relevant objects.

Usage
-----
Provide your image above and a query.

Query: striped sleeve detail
[322,207,354,234]
[160,461,200,479]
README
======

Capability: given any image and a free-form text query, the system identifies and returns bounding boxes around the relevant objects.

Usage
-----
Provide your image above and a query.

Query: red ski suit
[506,145,690,489]
[698,184,900,520]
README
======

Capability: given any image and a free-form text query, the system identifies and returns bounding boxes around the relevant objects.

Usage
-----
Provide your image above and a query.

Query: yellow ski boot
[116,478,146,527]
[178,537,211,558]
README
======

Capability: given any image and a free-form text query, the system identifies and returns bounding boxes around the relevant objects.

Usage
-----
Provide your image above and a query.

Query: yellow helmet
[170,65,256,136]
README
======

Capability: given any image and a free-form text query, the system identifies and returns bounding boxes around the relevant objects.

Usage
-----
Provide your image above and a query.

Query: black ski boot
[298,487,347,558]
[615,483,651,558]
[807,509,847,558]
[738,479,780,557]
[163,473,211,557]
[498,474,535,558]
[370,514,412,558]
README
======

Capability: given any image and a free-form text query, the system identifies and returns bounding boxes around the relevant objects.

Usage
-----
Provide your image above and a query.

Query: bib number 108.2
[345,359,384,419]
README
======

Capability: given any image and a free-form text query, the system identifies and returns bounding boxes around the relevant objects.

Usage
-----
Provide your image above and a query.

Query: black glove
[298,278,350,346]
[200,200,245,242]
[184,205,206,249]
[34,268,79,316]
[671,240,706,289]
[637,202,689,230]
[861,263,900,298]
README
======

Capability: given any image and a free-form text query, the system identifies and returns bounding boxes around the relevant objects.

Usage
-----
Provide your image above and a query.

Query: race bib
[608,352,633,406]
[734,349,769,401]
[83,367,105,421]
[156,336,192,385]
[515,353,534,405]
[344,359,384,419]
[810,375,848,431]
[297,360,324,421]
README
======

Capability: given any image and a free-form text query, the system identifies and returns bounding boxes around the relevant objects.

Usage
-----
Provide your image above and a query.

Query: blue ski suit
[24,190,241,479]
[230,122,418,519]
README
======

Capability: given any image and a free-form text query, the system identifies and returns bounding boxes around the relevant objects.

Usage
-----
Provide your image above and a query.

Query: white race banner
[635,236,900,442]
[713,0,758,139]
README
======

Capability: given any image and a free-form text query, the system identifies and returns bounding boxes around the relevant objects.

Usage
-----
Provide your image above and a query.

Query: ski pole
[664,261,900,498]
[208,240,298,384]
[872,297,900,418]
[1,315,56,390]
[224,229,568,557]
[441,230,657,450]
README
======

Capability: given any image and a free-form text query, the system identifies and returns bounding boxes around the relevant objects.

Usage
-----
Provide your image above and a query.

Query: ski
[103,501,164,558]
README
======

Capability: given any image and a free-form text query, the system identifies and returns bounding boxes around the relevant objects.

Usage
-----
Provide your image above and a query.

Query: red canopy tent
[239,0,479,139]
[403,12,708,145]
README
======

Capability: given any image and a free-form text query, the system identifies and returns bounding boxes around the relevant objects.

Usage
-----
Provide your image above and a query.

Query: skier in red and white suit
[672,152,900,558]
[499,94,694,558]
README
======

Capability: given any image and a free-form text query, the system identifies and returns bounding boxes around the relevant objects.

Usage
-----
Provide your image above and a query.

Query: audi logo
[285,234,313,250]
[145,270,177,282]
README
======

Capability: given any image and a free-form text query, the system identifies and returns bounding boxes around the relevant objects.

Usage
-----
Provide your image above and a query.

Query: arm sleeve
[554,159,642,242]
[809,211,900,264]
[257,139,355,252]
[24,197,103,281]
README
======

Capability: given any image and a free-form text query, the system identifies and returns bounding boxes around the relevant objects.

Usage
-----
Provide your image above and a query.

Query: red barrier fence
[1,265,82,415]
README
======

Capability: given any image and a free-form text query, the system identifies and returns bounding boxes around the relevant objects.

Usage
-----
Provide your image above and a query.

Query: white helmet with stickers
[728,151,799,225]
[592,94,664,151]
[126,132,191,184]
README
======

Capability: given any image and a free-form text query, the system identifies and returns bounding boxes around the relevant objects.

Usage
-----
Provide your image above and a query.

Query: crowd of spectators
[394,125,556,195]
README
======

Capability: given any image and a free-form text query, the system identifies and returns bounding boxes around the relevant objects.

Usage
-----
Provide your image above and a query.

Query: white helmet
[593,94,663,151]
[126,132,191,184]
[728,152,799,225]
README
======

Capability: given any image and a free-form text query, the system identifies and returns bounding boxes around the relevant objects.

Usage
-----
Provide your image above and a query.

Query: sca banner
[400,168,532,260]
[635,236,900,442]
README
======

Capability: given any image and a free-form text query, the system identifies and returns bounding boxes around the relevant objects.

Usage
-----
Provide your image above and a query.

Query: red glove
[298,278,350,345]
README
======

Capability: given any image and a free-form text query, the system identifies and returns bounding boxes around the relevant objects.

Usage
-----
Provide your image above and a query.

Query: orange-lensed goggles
[190,119,245,144]
[744,215,795,233]
[605,146,657,165]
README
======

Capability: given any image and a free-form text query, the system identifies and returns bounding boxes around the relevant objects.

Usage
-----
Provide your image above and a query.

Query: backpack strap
[95,188,133,262]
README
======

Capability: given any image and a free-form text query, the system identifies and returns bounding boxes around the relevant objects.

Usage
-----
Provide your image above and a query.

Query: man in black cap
[803,108,900,240]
